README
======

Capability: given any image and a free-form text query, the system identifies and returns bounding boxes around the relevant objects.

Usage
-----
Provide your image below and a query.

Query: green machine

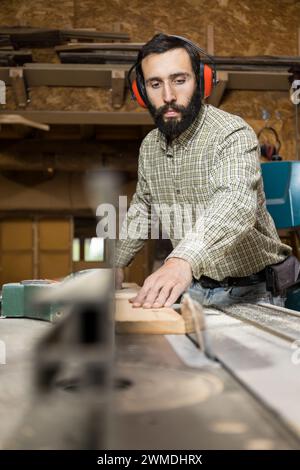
[261,161,300,312]
[285,285,300,312]
[1,280,63,322]
[0,270,99,322]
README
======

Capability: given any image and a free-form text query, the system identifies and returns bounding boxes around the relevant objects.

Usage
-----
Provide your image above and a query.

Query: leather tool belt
[199,255,300,295]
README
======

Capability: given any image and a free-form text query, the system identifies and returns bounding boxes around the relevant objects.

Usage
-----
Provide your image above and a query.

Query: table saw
[0,270,300,450]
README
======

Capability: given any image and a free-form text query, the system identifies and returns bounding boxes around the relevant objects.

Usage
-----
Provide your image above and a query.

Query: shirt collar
[157,104,207,151]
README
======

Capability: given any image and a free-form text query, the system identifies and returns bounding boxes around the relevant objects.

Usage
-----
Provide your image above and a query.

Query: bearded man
[114,33,291,308]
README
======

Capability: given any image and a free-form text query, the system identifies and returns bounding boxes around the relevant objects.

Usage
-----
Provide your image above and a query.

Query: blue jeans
[187,280,285,308]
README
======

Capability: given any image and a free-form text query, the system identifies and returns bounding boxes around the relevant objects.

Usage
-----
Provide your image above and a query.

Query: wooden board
[115,286,190,335]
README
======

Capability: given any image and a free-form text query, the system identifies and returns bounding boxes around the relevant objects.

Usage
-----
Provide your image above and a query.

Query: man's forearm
[114,190,151,267]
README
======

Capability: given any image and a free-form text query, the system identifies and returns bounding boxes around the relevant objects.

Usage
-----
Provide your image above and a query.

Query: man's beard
[147,86,202,140]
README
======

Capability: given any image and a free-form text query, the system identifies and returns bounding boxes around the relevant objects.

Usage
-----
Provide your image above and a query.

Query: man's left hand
[130,258,193,308]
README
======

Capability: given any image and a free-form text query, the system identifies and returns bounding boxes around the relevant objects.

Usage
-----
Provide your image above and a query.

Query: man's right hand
[115,267,124,290]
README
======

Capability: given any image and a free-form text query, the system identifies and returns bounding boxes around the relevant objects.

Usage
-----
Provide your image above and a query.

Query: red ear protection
[203,64,214,99]
[131,63,215,108]
[128,34,217,108]
[132,78,148,108]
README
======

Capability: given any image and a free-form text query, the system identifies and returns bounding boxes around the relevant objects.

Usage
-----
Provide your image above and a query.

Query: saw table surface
[0,303,299,450]
[113,334,298,450]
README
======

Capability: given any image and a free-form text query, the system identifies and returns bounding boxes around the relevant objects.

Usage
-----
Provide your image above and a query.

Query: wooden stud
[9,67,28,108]
[207,25,214,56]
[111,69,126,109]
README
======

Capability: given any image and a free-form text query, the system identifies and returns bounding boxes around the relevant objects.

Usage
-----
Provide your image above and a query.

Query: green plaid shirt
[115,104,291,281]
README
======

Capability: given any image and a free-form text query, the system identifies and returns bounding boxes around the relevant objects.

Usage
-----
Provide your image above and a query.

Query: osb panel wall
[75,0,300,56]
[1,0,299,57]
[0,0,74,28]
[220,90,297,160]
[0,0,300,159]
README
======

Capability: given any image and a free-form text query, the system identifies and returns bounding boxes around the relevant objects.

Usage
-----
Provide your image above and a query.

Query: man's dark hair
[136,33,201,97]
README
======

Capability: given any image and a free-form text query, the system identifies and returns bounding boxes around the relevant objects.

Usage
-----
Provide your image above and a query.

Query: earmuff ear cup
[203,64,214,99]
[200,62,214,99]
[132,79,148,108]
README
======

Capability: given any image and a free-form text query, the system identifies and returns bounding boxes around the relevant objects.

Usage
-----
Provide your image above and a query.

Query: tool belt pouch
[265,255,300,296]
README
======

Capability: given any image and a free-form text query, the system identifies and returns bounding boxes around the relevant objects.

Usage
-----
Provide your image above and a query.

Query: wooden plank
[61,29,130,42]
[18,64,119,87]
[0,110,154,125]
[55,43,144,52]
[0,28,130,48]
[59,51,138,64]
[0,28,62,48]
[226,71,290,91]
[0,114,49,131]
[115,287,190,334]
[0,51,32,66]
[212,55,300,66]
[0,36,11,48]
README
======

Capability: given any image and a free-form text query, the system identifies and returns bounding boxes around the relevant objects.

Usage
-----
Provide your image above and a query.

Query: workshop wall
[75,0,300,56]
[1,0,299,55]
[0,0,74,29]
